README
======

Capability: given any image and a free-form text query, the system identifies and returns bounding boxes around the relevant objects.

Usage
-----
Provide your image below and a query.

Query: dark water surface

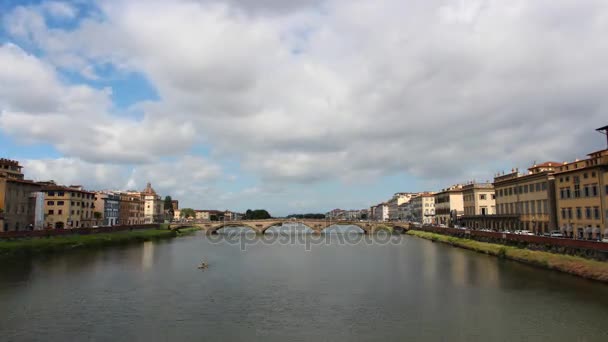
[1,228,607,341]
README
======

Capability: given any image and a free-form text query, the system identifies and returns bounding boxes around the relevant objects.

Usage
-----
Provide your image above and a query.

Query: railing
[412,226,608,252]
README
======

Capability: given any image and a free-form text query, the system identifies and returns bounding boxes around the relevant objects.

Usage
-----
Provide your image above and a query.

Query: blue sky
[1,0,607,215]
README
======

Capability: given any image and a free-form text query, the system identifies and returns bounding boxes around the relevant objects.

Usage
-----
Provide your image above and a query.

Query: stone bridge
[170,219,411,234]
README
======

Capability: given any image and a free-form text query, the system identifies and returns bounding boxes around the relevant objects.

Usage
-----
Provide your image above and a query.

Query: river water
[1,226,607,341]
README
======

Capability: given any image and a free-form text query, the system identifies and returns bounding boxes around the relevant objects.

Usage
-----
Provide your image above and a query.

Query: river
[1,226,607,341]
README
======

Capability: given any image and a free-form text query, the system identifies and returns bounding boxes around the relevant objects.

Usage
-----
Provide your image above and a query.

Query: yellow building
[434,185,463,226]
[459,183,496,229]
[41,184,97,229]
[554,148,608,239]
[493,162,558,234]
[0,159,42,232]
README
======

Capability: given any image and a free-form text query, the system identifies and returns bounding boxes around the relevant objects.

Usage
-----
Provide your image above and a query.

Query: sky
[1,0,607,216]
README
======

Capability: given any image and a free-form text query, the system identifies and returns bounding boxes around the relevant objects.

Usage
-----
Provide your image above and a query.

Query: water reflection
[141,241,155,271]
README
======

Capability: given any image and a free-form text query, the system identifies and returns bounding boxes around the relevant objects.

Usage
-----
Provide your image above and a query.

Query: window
[529,184,534,193]
[48,210,54,215]
[574,185,580,198]
[491,194,496,200]
[47,201,55,205]
[57,201,64,206]
[530,201,536,214]
[584,185,590,197]
[48,191,55,196]
[508,188,513,196]
[524,185,529,194]
[592,185,598,197]
[542,182,547,191]
[71,210,74,215]
[480,194,486,200]
[58,191,64,196]
[591,172,596,177]
[566,176,570,182]
[576,207,582,219]
[593,207,600,220]
[58,210,63,215]
[561,209,566,219]
[585,207,591,219]
[535,183,541,192]
[583,173,588,179]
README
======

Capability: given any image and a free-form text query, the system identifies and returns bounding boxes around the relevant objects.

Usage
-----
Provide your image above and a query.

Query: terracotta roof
[531,161,561,168]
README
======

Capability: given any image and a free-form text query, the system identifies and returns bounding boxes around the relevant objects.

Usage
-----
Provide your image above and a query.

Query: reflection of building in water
[142,241,155,270]
[450,251,467,287]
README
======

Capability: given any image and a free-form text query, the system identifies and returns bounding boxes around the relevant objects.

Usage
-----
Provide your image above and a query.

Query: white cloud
[3,0,608,195]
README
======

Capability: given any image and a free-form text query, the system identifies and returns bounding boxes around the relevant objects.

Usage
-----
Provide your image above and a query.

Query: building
[41,184,97,229]
[94,192,120,226]
[459,182,496,229]
[141,183,162,223]
[118,193,144,225]
[0,178,42,231]
[387,193,418,220]
[554,148,608,239]
[195,210,211,221]
[493,163,558,234]
[0,159,43,232]
[434,185,464,226]
[371,203,389,221]
[410,193,435,224]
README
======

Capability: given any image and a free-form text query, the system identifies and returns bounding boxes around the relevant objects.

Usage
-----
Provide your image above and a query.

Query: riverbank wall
[0,224,161,240]
[407,229,608,283]
[0,226,200,258]
[408,226,608,261]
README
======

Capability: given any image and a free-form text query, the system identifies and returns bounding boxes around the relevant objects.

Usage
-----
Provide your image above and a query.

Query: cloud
[3,0,608,193]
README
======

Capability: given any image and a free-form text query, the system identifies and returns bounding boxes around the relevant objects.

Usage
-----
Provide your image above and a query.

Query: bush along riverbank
[0,227,201,258]
[407,230,608,283]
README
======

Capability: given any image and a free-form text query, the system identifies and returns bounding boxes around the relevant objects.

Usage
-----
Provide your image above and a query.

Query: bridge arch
[321,223,368,234]
[209,223,259,234]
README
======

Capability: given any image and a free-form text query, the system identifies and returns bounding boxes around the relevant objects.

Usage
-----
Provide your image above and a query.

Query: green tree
[244,209,272,220]
[163,196,174,220]
[93,212,102,220]
[180,208,196,219]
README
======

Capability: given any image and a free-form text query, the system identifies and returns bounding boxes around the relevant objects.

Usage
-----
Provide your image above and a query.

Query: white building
[410,193,435,224]
[387,193,418,220]
[372,203,389,221]
[142,183,162,223]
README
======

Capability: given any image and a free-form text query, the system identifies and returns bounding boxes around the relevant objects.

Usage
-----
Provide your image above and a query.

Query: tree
[180,208,196,219]
[93,212,102,219]
[244,209,272,220]
[163,196,174,220]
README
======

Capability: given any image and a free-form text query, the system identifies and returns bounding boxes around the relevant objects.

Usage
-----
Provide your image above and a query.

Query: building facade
[0,159,43,232]
[387,193,418,220]
[119,193,144,225]
[554,149,608,239]
[459,183,496,229]
[142,183,163,223]
[42,184,97,229]
[434,185,463,226]
[493,163,558,234]
[94,192,120,226]
[372,203,389,221]
[410,193,435,224]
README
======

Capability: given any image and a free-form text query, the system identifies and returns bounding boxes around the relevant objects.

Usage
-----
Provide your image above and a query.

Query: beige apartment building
[42,184,97,229]
[0,159,43,232]
[434,185,463,226]
[410,193,435,224]
[459,183,496,229]
[387,193,418,220]
[493,163,558,234]
[554,148,608,239]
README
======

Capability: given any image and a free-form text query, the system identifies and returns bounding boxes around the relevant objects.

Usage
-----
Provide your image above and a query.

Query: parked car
[602,237,608,243]
[550,231,564,238]
[516,230,534,236]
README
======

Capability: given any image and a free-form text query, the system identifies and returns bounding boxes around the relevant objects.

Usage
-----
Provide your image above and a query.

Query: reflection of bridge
[170,220,411,234]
